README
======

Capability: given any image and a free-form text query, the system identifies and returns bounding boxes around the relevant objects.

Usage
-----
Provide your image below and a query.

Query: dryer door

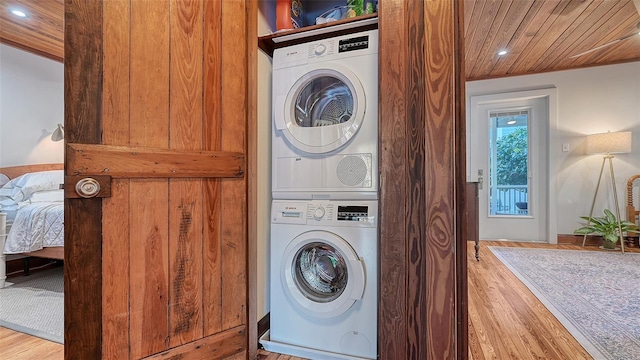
[281,230,365,318]
[274,64,366,154]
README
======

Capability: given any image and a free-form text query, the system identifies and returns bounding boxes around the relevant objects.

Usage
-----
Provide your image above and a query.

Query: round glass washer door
[274,65,366,154]
[281,230,365,318]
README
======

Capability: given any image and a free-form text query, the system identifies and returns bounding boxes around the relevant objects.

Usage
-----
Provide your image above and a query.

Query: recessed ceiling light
[10,9,27,17]
[497,50,508,56]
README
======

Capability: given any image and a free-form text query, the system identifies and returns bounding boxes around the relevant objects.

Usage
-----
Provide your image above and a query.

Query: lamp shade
[51,123,64,142]
[586,131,632,155]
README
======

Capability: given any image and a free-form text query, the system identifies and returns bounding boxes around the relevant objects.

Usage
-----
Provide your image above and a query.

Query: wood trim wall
[454,0,468,356]
[247,1,258,359]
[378,0,408,356]
[378,1,466,358]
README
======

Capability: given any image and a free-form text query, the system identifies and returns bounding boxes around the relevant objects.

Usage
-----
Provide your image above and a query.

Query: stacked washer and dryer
[264,29,379,360]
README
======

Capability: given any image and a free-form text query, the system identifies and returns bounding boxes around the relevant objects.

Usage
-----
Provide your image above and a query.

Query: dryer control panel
[273,29,378,69]
[338,35,370,53]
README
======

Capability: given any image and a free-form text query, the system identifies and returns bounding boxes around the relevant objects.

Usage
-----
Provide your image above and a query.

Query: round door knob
[313,207,325,220]
[75,178,100,198]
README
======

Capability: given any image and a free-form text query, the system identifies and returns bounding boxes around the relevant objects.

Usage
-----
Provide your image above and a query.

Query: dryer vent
[337,156,368,186]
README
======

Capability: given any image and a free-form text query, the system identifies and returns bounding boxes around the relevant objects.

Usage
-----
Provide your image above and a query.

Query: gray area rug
[0,266,63,344]
[489,247,640,360]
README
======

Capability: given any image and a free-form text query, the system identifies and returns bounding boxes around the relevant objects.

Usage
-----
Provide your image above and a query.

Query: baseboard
[258,313,270,343]
[557,234,601,246]
[557,234,639,247]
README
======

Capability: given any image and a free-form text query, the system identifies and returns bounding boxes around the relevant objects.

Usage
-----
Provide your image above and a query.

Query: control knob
[313,206,325,220]
[314,44,326,56]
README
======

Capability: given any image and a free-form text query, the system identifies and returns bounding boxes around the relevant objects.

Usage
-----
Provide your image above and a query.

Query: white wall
[0,44,64,167]
[467,62,640,237]
[257,1,275,321]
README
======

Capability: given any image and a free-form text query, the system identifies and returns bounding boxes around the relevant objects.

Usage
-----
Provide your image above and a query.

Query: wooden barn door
[64,1,253,359]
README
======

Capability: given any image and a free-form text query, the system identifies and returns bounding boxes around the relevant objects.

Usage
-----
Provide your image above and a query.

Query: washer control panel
[336,205,370,222]
[271,200,376,226]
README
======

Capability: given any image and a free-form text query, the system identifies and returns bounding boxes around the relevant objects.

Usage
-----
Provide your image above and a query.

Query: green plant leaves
[573,209,640,244]
[604,209,616,224]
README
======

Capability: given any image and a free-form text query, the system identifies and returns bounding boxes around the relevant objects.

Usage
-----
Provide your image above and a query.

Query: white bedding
[3,202,64,254]
[1,209,18,230]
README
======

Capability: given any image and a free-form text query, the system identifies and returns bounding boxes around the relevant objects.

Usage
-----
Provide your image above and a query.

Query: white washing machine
[272,29,378,200]
[262,200,378,360]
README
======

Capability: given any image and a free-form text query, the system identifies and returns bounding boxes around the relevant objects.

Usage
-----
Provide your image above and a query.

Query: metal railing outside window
[491,185,528,215]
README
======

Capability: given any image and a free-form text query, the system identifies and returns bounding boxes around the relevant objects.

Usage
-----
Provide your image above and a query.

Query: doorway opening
[470,92,553,243]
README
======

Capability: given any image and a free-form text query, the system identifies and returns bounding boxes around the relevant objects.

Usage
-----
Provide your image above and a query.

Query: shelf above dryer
[258,14,378,57]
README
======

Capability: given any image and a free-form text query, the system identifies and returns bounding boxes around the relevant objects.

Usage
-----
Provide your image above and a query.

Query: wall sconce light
[51,123,64,142]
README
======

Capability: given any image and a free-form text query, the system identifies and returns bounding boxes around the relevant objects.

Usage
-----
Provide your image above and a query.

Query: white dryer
[272,30,378,200]
[263,200,378,360]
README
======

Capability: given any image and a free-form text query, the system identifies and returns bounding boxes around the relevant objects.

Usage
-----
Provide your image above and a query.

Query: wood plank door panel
[218,0,248,336]
[378,0,466,358]
[64,1,250,359]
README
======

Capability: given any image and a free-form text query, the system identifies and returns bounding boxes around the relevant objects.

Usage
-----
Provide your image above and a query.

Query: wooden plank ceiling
[465,0,640,80]
[0,0,64,62]
[1,0,639,80]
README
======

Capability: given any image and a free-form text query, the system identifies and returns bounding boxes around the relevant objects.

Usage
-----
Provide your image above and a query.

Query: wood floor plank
[0,327,63,360]
[4,241,637,359]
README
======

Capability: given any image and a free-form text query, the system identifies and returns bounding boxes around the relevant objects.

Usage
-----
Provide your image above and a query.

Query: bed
[0,164,64,288]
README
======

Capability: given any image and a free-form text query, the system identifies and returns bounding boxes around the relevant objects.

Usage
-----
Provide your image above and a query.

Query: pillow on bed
[0,170,64,206]
[29,189,65,202]
[0,174,9,187]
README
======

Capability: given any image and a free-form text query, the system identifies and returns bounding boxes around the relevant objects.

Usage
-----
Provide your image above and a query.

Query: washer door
[274,64,366,154]
[281,230,365,318]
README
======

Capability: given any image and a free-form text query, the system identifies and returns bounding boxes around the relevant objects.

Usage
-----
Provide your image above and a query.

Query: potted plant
[574,209,639,249]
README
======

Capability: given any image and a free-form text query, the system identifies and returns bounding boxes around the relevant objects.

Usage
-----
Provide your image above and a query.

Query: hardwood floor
[3,241,637,359]
[469,240,638,360]
[0,327,63,359]
[470,241,587,360]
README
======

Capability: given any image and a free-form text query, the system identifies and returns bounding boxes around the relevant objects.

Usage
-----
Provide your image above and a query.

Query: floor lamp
[582,131,633,253]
